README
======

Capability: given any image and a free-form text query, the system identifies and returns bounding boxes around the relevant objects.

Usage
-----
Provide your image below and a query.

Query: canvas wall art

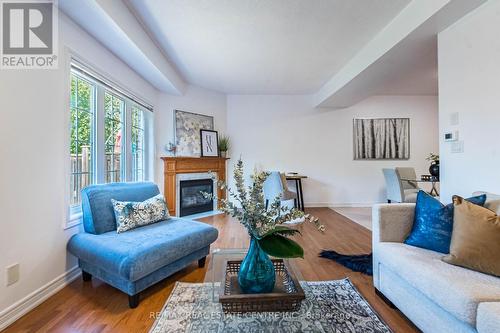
[353,118,410,160]
[174,110,214,156]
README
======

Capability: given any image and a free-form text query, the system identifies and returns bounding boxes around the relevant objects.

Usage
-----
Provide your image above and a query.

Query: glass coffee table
[204,248,304,303]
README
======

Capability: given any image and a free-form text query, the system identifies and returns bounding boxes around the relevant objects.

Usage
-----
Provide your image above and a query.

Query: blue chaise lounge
[67,182,219,308]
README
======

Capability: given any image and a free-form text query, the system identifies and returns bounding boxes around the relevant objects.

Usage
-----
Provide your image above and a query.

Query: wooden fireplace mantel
[161,156,229,216]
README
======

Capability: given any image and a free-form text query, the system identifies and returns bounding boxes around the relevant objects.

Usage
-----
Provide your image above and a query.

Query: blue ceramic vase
[238,237,276,293]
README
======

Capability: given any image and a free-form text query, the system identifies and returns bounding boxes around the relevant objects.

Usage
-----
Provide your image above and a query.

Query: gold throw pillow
[442,196,500,277]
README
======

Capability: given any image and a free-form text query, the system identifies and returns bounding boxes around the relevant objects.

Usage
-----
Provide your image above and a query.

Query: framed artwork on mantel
[353,118,410,160]
[200,129,219,157]
[174,110,214,156]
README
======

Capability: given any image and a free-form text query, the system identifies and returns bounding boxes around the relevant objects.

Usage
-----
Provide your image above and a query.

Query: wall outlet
[6,263,20,286]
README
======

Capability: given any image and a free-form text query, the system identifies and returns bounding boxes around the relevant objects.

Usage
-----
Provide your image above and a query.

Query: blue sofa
[67,182,218,308]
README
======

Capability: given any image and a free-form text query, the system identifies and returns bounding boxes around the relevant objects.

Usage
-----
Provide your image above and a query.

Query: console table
[161,157,229,216]
[401,178,440,197]
[285,174,307,211]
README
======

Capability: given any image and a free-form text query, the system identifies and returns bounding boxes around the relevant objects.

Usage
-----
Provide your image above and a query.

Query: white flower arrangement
[204,159,324,258]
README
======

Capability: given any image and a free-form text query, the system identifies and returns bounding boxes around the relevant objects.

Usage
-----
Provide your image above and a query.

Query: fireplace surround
[161,157,228,216]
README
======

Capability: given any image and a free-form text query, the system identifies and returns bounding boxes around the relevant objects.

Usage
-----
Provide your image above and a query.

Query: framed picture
[174,110,214,156]
[353,118,410,160]
[200,129,219,157]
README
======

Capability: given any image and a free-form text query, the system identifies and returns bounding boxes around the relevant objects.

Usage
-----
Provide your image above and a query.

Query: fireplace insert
[179,178,214,217]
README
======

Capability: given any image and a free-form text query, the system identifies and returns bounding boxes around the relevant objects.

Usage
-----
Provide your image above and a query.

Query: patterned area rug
[150,279,392,333]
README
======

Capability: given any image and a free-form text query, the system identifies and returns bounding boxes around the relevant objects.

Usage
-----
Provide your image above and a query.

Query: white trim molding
[328,202,375,208]
[305,202,375,208]
[65,213,83,230]
[0,267,81,331]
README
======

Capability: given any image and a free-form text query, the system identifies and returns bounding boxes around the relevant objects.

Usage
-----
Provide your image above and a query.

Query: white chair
[382,168,418,203]
[263,172,298,209]
[395,167,420,192]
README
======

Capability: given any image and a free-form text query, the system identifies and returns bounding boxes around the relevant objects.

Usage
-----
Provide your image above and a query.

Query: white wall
[438,1,500,203]
[0,12,158,317]
[154,85,227,192]
[0,4,441,324]
[0,9,228,319]
[226,95,438,206]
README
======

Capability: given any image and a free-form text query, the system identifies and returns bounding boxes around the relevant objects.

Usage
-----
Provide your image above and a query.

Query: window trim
[130,105,146,182]
[69,70,97,212]
[66,57,153,227]
[103,90,126,183]
[66,211,83,230]
[71,58,153,112]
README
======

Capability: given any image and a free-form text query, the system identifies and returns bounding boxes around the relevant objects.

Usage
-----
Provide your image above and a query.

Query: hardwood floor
[4,208,418,333]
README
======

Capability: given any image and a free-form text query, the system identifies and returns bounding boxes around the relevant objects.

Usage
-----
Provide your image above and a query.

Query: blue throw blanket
[319,250,373,275]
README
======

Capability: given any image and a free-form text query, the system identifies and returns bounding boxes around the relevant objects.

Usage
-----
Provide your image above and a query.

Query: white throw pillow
[111,194,169,233]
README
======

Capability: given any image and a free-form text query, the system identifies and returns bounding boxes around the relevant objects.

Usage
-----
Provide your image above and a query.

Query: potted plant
[205,159,323,294]
[426,152,439,180]
[218,135,230,158]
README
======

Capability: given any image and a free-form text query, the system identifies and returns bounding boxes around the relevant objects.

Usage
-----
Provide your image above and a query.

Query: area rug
[319,250,373,275]
[150,279,391,333]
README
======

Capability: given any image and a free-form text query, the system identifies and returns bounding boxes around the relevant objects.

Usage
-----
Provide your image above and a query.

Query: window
[104,92,125,183]
[70,74,96,206]
[131,106,145,181]
[69,63,151,215]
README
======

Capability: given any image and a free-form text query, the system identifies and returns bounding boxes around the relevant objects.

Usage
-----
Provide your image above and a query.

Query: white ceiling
[126,0,411,94]
[314,0,487,107]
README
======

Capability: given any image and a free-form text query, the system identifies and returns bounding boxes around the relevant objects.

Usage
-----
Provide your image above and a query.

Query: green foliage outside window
[70,75,93,155]
[70,75,126,155]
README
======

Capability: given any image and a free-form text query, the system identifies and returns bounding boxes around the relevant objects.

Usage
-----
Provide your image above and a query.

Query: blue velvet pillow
[404,191,486,253]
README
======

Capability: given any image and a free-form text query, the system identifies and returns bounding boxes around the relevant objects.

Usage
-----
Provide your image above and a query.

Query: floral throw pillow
[112,194,169,233]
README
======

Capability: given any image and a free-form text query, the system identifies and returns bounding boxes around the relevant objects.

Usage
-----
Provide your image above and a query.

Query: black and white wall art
[353,118,410,160]
[200,129,219,157]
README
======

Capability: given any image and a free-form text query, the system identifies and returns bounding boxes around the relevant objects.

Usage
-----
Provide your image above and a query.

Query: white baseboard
[328,203,374,208]
[303,202,331,207]
[305,202,374,208]
[0,266,81,331]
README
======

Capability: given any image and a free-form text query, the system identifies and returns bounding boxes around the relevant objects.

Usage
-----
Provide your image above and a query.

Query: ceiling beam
[313,0,486,108]
[59,0,186,95]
